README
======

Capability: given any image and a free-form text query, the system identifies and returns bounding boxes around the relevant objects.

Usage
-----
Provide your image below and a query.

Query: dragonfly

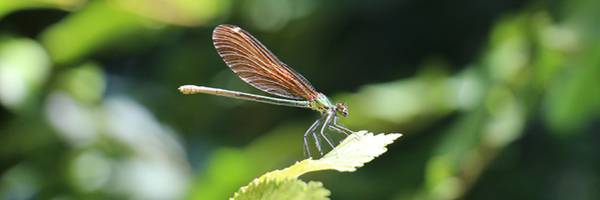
[179,24,353,157]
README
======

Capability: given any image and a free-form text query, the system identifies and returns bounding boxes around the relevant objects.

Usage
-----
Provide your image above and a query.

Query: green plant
[231,131,402,200]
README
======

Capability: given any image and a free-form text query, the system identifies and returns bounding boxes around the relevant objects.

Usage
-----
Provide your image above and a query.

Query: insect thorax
[309,93,335,113]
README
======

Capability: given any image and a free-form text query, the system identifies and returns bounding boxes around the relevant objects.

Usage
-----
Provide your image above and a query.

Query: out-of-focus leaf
[485,14,530,83]
[187,124,305,200]
[110,0,232,26]
[231,179,329,200]
[0,0,84,19]
[0,164,42,199]
[40,0,153,64]
[342,68,456,130]
[44,92,97,146]
[544,45,600,134]
[532,13,572,90]
[422,91,526,200]
[68,149,112,192]
[40,0,230,64]
[541,0,600,135]
[0,37,50,112]
[418,14,530,200]
[188,148,257,200]
[54,62,105,103]
[243,0,318,31]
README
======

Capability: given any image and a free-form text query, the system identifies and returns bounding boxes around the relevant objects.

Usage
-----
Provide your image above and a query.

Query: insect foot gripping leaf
[231,131,402,200]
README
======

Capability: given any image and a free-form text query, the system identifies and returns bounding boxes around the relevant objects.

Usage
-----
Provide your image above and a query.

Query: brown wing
[212,24,319,100]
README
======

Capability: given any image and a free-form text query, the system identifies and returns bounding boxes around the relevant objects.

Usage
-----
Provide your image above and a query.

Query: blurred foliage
[1,0,599,200]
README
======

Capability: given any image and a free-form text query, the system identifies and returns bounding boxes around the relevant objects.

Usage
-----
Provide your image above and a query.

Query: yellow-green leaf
[230,131,402,200]
[231,179,329,200]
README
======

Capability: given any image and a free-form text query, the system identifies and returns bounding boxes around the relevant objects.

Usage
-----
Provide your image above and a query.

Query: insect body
[179,24,353,157]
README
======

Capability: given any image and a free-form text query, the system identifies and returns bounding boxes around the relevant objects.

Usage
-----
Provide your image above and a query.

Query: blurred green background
[1,0,599,199]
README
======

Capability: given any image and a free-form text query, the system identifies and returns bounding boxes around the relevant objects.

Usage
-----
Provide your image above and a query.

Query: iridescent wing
[212,24,319,100]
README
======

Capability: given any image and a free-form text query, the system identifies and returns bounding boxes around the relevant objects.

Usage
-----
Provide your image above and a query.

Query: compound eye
[336,103,349,117]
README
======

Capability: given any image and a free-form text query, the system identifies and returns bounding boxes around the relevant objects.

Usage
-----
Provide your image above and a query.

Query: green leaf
[269,131,402,179]
[230,131,402,200]
[0,37,50,112]
[0,0,83,19]
[110,0,232,26]
[232,179,330,200]
[40,1,149,64]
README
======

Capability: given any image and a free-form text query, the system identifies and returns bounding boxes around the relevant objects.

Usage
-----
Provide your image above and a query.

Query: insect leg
[303,118,321,158]
[329,125,348,135]
[332,116,354,135]
[318,112,336,149]
[312,115,326,156]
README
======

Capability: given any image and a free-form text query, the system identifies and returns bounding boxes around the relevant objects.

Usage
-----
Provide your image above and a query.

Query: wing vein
[212,24,319,100]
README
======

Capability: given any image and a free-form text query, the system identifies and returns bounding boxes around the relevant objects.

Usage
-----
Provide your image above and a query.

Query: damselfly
[179,24,353,157]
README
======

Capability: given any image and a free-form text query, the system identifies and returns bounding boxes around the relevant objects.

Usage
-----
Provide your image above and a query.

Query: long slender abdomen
[179,85,221,95]
[178,85,310,108]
